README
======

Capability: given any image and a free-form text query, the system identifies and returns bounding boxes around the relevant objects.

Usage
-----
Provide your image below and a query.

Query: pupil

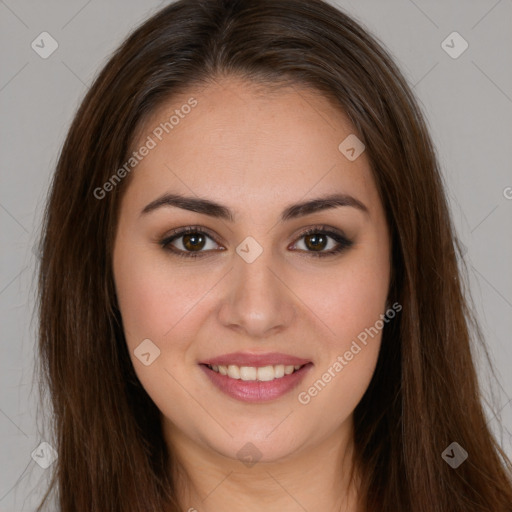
[306,234,326,251]
[183,233,205,251]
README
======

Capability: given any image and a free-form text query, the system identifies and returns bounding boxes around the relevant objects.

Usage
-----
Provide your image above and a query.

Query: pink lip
[200,351,311,367]
[200,362,313,403]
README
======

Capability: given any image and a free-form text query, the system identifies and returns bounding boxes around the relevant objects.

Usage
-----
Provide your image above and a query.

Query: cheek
[113,242,212,347]
[295,280,384,424]
[113,243,209,422]
[296,255,390,350]
[292,252,389,413]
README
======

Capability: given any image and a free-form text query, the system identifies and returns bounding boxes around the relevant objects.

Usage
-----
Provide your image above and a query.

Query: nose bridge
[217,241,296,337]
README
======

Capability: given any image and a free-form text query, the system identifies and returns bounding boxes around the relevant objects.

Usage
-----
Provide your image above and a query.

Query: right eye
[160,226,224,258]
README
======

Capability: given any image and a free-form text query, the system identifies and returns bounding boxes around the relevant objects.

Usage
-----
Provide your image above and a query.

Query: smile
[200,362,313,403]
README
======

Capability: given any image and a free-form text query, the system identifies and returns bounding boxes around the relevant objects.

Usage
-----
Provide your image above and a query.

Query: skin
[113,76,391,512]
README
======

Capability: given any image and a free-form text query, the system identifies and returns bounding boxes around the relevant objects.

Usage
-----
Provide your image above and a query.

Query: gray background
[1,0,511,510]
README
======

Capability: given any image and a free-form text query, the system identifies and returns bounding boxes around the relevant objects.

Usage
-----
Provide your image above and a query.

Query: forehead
[124,77,378,218]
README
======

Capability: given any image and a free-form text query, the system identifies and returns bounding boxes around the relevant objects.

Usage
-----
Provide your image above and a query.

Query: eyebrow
[140,192,369,221]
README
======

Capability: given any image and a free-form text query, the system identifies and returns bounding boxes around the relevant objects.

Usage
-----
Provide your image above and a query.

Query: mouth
[199,358,313,403]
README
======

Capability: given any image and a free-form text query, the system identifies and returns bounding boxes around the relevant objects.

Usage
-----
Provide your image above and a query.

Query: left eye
[288,227,353,257]
[292,232,339,252]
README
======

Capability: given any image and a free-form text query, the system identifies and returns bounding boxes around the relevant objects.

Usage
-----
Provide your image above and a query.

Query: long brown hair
[36,0,512,510]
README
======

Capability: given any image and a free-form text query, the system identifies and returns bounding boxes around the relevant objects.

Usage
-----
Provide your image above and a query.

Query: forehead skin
[121,76,381,231]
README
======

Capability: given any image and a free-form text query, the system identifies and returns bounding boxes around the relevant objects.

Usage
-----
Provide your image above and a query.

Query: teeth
[274,365,285,378]
[208,363,305,381]
[227,365,240,379]
[240,366,257,381]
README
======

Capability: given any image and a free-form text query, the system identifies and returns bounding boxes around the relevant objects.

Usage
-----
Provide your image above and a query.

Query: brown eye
[303,233,329,252]
[182,233,207,251]
[291,226,353,258]
[160,226,222,258]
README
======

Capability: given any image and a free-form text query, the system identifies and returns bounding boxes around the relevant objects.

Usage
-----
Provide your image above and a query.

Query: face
[112,76,391,465]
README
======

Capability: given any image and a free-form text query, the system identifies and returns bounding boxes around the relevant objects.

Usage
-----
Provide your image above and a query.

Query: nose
[217,248,297,339]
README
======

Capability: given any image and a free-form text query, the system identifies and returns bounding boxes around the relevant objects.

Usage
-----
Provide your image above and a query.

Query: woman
[36,0,512,510]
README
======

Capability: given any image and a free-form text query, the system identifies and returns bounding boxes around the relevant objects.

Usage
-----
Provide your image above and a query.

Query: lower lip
[200,363,313,403]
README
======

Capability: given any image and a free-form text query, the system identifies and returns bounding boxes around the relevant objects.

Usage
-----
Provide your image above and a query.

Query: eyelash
[159,224,353,259]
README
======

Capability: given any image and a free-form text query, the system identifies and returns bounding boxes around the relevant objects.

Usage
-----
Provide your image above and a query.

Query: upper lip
[200,352,311,367]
